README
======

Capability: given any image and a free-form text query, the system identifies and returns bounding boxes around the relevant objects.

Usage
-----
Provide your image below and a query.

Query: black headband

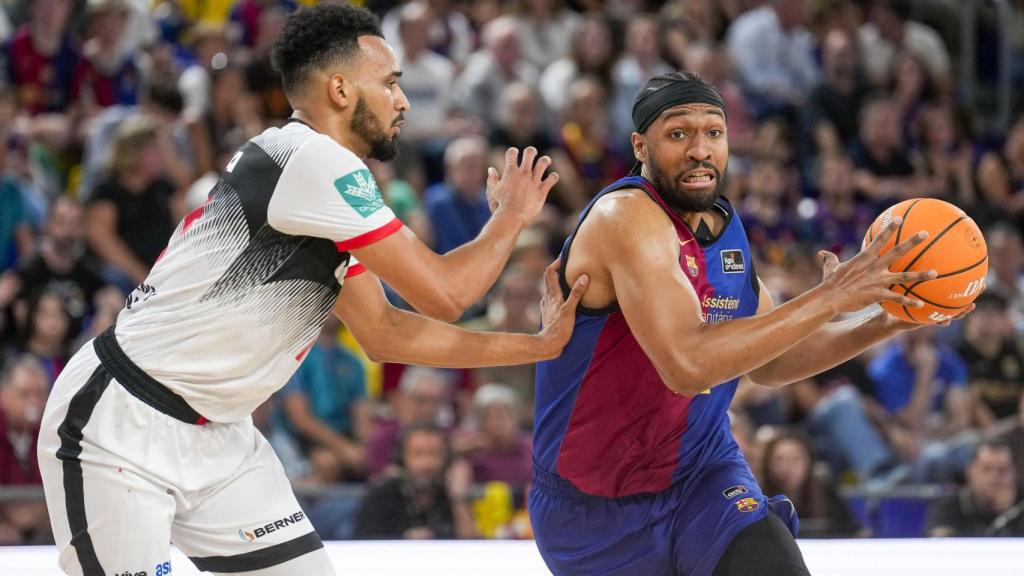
[632,80,727,134]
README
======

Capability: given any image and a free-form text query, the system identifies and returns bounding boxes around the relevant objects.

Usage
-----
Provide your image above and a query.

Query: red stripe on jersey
[345,263,367,279]
[335,218,403,252]
[181,198,211,234]
[295,339,316,362]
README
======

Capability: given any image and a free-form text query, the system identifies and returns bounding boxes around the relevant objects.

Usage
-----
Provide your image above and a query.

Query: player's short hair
[271,4,383,96]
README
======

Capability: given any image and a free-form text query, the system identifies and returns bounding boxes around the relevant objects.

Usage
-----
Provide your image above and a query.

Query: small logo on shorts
[735,497,760,513]
[239,510,306,542]
[723,485,748,500]
[721,250,745,274]
[685,254,699,277]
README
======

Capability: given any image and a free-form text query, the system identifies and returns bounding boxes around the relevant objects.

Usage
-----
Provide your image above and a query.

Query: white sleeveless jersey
[113,120,401,422]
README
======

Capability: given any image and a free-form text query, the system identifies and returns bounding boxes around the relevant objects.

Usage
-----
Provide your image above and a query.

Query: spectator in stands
[460,383,532,488]
[537,14,614,116]
[13,197,105,336]
[468,266,542,411]
[244,4,291,122]
[0,356,50,544]
[798,154,874,260]
[888,51,937,142]
[423,136,491,255]
[86,114,186,288]
[610,13,672,144]
[229,0,296,48]
[867,327,971,435]
[14,289,71,386]
[488,83,581,212]
[70,284,123,352]
[858,0,952,91]
[3,0,80,115]
[849,96,928,206]
[355,422,476,540]
[739,159,798,266]
[177,22,229,119]
[382,0,474,67]
[984,225,1024,333]
[369,367,451,476]
[79,76,193,199]
[278,315,373,482]
[557,76,629,201]
[513,0,580,71]
[786,353,900,484]
[726,0,818,120]
[452,16,538,127]
[802,28,869,157]
[660,0,728,49]
[927,441,1024,537]
[0,135,34,272]
[976,117,1024,231]
[392,1,455,146]
[1002,394,1024,482]
[955,292,1023,430]
[192,63,263,175]
[913,102,976,208]
[866,326,973,482]
[762,431,867,538]
[73,0,148,115]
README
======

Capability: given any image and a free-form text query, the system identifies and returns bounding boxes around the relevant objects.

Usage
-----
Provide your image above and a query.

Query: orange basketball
[862,198,988,324]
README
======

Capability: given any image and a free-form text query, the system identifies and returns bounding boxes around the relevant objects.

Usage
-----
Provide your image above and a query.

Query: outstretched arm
[747,280,976,388]
[333,262,587,367]
[569,191,930,396]
[351,147,558,321]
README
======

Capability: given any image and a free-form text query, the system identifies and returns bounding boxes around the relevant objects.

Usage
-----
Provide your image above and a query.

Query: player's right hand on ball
[818,216,937,315]
[486,146,559,224]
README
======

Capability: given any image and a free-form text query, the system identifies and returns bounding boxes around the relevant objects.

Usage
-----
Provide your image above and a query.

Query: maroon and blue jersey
[534,175,760,498]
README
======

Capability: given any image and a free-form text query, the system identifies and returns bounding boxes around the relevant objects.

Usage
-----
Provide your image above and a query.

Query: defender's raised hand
[486,146,559,223]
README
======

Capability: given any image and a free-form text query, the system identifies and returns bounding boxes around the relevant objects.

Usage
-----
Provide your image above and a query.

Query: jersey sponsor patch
[721,249,745,273]
[723,485,748,500]
[334,169,384,218]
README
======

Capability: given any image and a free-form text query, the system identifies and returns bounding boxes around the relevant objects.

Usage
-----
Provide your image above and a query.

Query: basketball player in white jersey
[37,5,588,575]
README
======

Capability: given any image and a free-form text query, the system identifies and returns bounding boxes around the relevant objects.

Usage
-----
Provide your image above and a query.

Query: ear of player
[863,198,989,325]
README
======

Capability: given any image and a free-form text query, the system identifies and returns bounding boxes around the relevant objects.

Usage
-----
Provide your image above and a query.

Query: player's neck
[291,109,371,159]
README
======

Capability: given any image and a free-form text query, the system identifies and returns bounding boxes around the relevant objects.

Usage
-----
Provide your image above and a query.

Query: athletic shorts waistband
[93,327,209,425]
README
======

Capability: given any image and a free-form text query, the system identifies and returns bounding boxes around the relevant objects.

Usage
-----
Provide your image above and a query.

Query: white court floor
[2,539,1023,576]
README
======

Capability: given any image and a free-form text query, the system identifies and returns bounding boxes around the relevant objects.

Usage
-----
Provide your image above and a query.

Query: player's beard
[351,96,400,162]
[646,154,725,214]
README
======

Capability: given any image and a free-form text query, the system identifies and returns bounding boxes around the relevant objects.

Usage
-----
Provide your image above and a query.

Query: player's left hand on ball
[883,303,976,331]
[538,259,588,356]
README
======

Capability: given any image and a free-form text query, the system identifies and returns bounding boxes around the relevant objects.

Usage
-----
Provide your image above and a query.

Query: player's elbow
[660,361,712,396]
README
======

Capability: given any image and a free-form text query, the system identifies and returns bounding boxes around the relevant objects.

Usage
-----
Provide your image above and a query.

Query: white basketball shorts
[37,329,336,576]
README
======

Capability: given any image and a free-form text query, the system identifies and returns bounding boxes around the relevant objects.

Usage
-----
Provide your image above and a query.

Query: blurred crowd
[1,0,1023,546]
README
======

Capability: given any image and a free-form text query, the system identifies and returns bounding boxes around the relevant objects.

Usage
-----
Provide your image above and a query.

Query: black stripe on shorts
[189,531,325,573]
[55,364,113,576]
